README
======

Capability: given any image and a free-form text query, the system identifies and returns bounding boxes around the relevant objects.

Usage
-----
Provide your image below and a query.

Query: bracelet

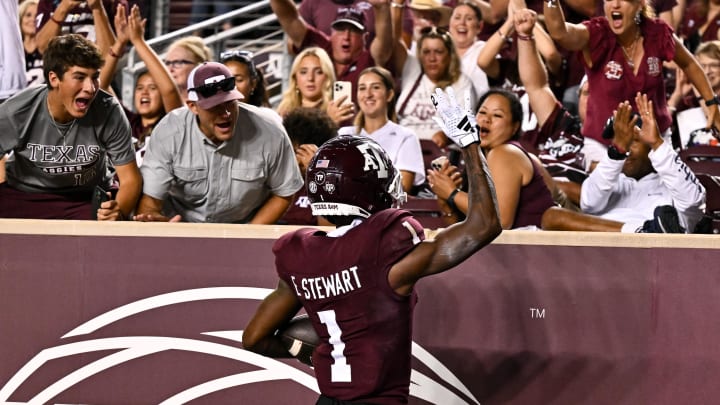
[50,14,64,25]
[442,211,454,217]
[705,95,720,106]
[547,0,559,8]
[446,188,461,212]
[390,2,405,8]
[108,48,122,58]
[517,34,535,41]
[607,144,629,160]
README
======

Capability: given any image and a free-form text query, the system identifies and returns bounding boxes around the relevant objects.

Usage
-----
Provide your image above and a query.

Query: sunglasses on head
[219,50,259,78]
[189,76,236,98]
[220,49,254,63]
[419,26,449,37]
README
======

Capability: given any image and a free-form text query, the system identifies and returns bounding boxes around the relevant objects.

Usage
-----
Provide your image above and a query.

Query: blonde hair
[166,36,213,64]
[640,0,656,19]
[18,0,39,28]
[277,47,336,116]
[416,29,462,89]
[696,40,720,59]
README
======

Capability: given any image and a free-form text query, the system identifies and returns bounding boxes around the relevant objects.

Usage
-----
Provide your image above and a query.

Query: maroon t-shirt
[274,209,424,404]
[582,17,675,144]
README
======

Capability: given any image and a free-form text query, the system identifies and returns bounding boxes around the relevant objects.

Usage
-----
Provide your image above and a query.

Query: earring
[634,11,642,25]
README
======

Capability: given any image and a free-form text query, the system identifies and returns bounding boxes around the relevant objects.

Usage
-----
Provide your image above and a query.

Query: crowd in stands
[1,0,719,233]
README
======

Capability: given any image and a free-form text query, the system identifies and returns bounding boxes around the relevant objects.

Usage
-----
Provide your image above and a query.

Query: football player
[243,87,501,405]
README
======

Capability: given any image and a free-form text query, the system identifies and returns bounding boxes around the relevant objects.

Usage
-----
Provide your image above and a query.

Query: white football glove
[431,87,479,148]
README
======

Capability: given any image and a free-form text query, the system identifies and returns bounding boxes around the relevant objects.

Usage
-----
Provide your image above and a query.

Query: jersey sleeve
[372,210,425,268]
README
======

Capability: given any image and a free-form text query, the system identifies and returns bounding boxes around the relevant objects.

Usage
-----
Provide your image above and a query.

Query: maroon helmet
[307,134,406,218]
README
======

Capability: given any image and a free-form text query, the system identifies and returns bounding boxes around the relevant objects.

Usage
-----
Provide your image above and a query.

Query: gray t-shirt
[141,103,304,223]
[0,86,134,193]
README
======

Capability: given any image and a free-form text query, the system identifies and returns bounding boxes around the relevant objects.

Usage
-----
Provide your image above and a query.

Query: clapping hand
[431,87,479,148]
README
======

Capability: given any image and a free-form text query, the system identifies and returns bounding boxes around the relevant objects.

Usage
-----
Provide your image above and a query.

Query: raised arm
[543,0,589,51]
[476,16,512,80]
[390,0,409,76]
[127,5,183,111]
[673,35,720,130]
[389,88,501,296]
[369,0,393,67]
[88,0,114,56]
[516,8,558,127]
[532,19,562,77]
[269,0,309,49]
[36,0,81,53]
[99,4,129,93]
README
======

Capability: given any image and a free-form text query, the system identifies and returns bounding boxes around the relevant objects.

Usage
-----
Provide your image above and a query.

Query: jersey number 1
[318,309,352,382]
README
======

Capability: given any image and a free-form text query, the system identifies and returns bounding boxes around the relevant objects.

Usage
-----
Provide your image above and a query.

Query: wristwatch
[705,95,720,106]
[607,144,629,160]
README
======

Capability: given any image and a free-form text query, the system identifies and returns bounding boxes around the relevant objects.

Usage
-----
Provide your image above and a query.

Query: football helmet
[307,134,406,218]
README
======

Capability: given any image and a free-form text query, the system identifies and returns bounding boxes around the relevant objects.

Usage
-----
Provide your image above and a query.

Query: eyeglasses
[189,77,236,98]
[701,62,720,71]
[164,59,195,68]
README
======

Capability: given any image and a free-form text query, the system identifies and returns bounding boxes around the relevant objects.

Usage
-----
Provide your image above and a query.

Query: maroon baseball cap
[187,62,243,109]
[331,7,365,31]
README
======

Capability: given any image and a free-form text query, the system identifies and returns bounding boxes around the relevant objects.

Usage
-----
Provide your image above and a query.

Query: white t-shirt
[460,41,490,99]
[343,121,426,186]
[396,51,477,140]
[0,0,27,100]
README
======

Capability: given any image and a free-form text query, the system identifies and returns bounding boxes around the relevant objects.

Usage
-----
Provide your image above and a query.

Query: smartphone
[91,185,110,220]
[333,81,352,105]
[431,156,448,171]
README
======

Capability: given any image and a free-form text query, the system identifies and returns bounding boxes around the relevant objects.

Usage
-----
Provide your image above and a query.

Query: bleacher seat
[402,197,447,230]
[697,173,720,234]
[680,145,720,176]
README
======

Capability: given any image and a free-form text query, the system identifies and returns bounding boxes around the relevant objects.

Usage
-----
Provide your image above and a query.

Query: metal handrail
[121,0,284,108]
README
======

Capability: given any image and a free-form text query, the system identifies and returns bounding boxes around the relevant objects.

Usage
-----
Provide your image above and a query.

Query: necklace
[47,98,77,146]
[620,31,641,69]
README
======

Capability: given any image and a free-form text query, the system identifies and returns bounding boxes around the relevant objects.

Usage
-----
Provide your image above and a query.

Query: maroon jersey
[37,0,96,40]
[582,17,675,145]
[274,209,425,404]
[535,102,587,183]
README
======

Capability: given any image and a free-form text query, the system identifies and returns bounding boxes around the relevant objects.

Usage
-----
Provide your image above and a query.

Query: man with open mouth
[0,33,141,221]
[134,62,303,224]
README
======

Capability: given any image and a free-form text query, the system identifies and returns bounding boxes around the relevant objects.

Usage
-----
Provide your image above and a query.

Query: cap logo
[204,74,227,85]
